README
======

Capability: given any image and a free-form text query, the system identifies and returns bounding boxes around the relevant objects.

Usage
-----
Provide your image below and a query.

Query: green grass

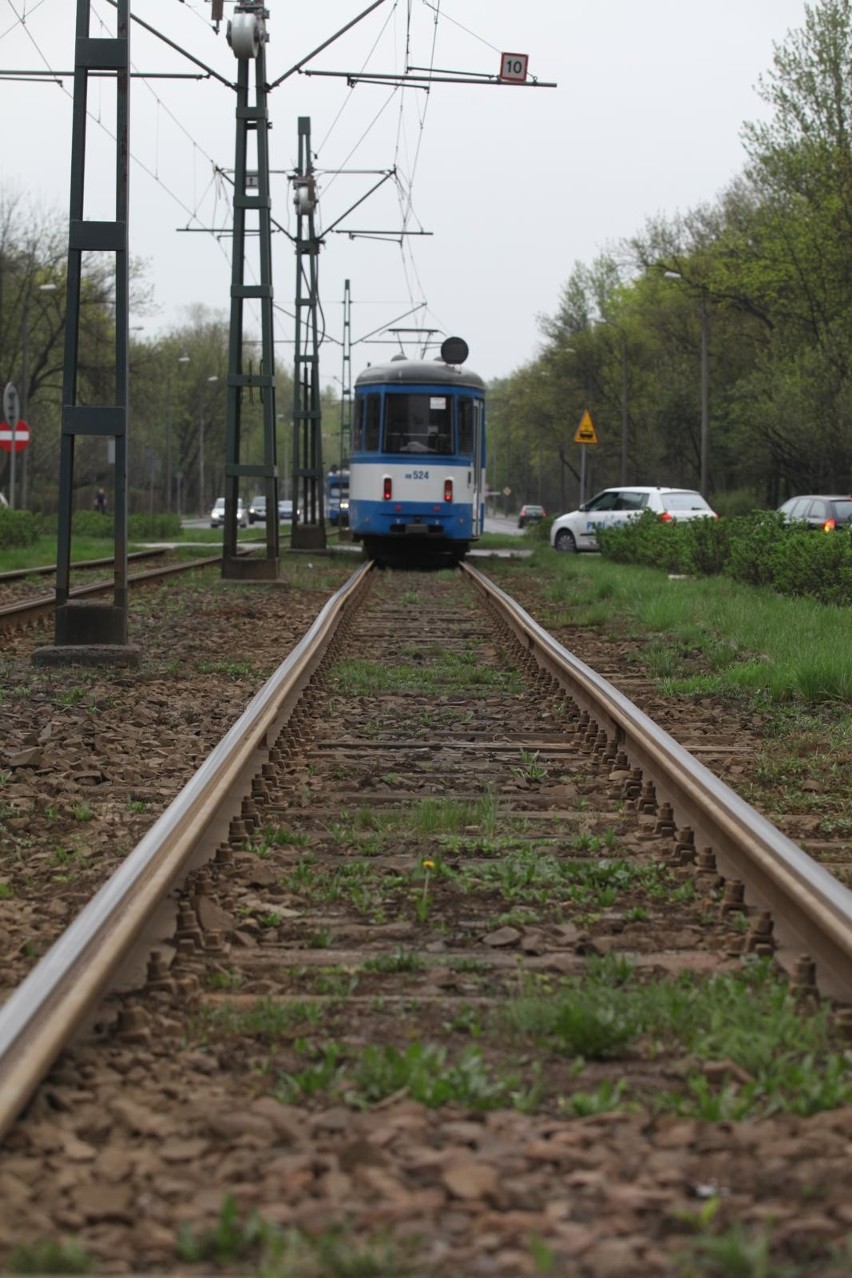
[453,848,669,908]
[177,1197,411,1275]
[362,949,425,973]
[275,1040,522,1111]
[190,997,329,1042]
[0,534,134,570]
[196,658,259,678]
[476,531,526,550]
[671,1211,852,1278]
[499,958,851,1119]
[322,795,507,856]
[522,549,852,705]
[5,1239,94,1274]
[331,650,524,696]
[489,548,850,833]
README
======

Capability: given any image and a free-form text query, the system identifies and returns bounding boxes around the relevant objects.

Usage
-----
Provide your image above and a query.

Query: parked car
[777,494,852,533]
[518,503,546,529]
[210,497,249,528]
[248,495,267,524]
[550,486,717,552]
[278,499,294,522]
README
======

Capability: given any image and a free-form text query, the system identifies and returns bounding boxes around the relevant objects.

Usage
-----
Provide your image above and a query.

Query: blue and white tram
[348,338,486,566]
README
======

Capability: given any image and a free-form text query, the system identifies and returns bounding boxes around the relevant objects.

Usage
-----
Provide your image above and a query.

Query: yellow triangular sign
[573,409,598,446]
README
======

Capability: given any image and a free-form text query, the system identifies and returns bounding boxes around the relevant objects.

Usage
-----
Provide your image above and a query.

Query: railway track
[1,563,851,1276]
[0,548,168,587]
[0,548,246,632]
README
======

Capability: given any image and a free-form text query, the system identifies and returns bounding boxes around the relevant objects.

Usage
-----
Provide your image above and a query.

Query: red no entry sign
[0,420,29,452]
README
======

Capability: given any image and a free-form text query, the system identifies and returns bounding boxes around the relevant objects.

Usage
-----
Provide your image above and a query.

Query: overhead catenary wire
[2,0,541,367]
[1,0,237,284]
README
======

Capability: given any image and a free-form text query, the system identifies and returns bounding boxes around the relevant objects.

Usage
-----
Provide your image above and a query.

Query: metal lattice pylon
[340,277,352,471]
[222,2,280,579]
[46,0,133,659]
[291,117,326,550]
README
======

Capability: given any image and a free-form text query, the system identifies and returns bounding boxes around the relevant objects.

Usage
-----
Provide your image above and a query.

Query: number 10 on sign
[500,53,528,82]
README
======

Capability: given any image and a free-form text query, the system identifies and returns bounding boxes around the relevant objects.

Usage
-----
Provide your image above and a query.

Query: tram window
[458,397,474,455]
[385,394,452,454]
[354,394,381,451]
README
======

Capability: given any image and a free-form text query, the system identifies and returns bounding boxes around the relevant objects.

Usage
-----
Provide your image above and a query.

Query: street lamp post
[276,413,289,499]
[617,330,629,487]
[699,286,709,497]
[665,272,710,494]
[600,320,629,486]
[199,375,218,515]
[167,352,190,513]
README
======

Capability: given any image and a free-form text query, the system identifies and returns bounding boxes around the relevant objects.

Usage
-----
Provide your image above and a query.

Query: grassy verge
[487,546,852,845]
[505,546,852,704]
[0,528,266,571]
[477,531,527,551]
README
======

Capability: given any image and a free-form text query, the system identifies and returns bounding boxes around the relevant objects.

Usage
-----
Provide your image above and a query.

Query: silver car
[550,486,717,552]
[210,497,249,528]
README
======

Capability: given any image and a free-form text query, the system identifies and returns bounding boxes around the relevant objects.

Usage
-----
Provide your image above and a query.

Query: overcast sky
[1,0,810,383]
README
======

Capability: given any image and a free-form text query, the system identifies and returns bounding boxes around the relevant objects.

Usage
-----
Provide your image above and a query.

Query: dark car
[248,495,267,524]
[518,504,546,529]
[777,494,852,532]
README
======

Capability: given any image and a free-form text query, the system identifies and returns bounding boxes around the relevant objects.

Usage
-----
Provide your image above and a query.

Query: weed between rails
[331,650,524,697]
[176,1195,411,1275]
[189,959,850,1123]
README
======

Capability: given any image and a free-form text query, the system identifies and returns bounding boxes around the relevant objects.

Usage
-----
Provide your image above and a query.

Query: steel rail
[0,560,373,1143]
[0,549,166,584]
[464,562,852,1001]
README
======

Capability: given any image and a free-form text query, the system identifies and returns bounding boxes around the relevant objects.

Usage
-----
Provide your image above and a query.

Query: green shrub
[71,510,114,539]
[525,516,553,546]
[598,511,690,572]
[68,511,182,541]
[0,507,40,549]
[724,511,786,588]
[599,509,852,607]
[127,513,183,539]
[770,526,852,605]
[679,515,732,576]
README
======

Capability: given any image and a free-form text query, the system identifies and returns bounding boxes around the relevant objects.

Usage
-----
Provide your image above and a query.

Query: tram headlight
[444,479,453,502]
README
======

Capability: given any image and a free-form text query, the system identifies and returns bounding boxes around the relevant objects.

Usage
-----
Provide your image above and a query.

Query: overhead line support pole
[290,116,326,550]
[35,0,136,666]
[222,1,280,580]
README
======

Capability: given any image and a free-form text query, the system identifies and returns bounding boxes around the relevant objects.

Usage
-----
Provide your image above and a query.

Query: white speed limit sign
[499,53,528,83]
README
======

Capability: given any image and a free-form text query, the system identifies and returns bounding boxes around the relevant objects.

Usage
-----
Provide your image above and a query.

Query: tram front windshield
[384,393,452,455]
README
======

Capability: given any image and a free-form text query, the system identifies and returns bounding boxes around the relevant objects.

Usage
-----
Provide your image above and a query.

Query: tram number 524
[500,52,528,83]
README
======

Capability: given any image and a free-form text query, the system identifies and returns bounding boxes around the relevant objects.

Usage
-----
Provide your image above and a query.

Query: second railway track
[1,562,851,1277]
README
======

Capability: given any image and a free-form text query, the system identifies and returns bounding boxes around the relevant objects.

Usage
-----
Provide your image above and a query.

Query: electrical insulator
[210,0,224,21]
[227,12,264,59]
[294,179,317,214]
